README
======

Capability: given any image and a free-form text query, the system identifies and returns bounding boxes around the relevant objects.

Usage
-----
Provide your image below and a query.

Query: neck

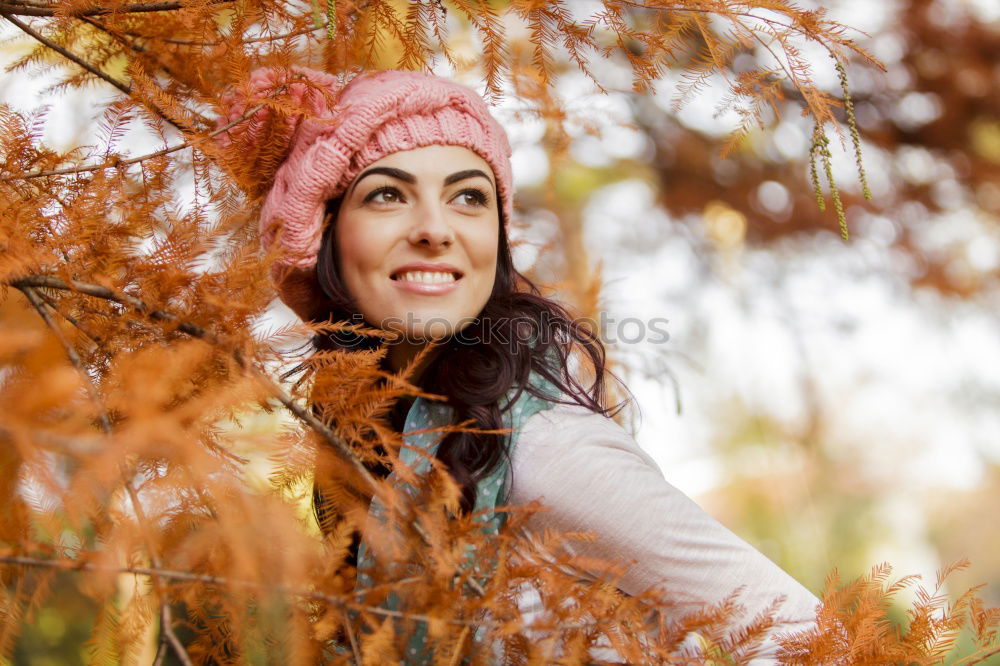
[386,339,445,388]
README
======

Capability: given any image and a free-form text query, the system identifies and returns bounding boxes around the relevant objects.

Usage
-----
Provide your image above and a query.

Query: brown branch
[1,10,132,96]
[342,615,362,664]
[0,553,486,629]
[13,274,212,336]
[748,30,799,99]
[120,22,327,47]
[15,283,194,666]
[1,12,211,136]
[0,424,104,457]
[8,275,489,599]
[157,602,193,666]
[0,0,234,17]
[78,14,223,133]
[35,290,103,346]
[18,286,112,431]
[152,642,168,666]
[8,274,379,495]
[80,15,185,87]
[3,93,273,181]
[953,645,1000,666]
[612,2,883,109]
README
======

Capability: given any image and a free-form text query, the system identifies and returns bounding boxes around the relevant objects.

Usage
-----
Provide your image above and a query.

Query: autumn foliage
[1,0,998,663]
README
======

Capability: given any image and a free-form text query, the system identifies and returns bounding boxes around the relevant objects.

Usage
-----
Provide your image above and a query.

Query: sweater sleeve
[507,401,820,660]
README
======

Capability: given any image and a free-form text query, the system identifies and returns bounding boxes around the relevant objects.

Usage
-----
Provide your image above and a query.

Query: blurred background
[3,0,998,662]
[501,0,1000,622]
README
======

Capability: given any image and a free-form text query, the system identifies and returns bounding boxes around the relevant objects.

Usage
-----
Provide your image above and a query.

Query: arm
[508,401,819,660]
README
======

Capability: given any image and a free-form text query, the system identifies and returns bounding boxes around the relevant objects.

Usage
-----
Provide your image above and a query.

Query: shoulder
[513,400,660,478]
[509,400,667,517]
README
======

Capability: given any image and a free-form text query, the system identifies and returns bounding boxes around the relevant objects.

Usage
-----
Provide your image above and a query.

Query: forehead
[360,145,495,183]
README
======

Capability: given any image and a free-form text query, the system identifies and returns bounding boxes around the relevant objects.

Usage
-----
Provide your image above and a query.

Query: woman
[222,67,820,662]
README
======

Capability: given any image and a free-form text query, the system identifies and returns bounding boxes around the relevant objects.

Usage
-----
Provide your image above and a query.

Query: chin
[419,322,457,342]
[378,308,480,344]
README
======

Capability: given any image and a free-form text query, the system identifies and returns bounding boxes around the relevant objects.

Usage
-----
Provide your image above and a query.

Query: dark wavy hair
[310,198,631,515]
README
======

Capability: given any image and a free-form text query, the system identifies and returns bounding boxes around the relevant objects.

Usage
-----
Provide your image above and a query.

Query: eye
[451,188,489,208]
[365,186,404,205]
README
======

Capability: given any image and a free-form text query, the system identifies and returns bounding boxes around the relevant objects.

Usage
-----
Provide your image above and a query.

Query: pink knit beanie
[217,67,514,320]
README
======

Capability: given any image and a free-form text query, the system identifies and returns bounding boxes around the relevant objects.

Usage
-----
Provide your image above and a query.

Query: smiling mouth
[390,270,463,284]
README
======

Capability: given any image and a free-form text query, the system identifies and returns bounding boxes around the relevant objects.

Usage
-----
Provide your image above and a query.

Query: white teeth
[397,271,457,284]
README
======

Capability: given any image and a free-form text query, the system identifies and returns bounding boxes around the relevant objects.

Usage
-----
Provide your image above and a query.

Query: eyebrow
[349,166,495,195]
[443,169,494,187]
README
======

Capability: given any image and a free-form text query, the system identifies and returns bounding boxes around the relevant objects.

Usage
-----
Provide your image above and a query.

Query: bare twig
[0,0,234,17]
[0,9,228,136]
[152,641,168,666]
[12,274,212,335]
[1,10,132,96]
[120,22,327,47]
[18,286,112,431]
[0,551,691,641]
[953,645,1000,666]
[342,615,362,664]
[447,626,471,666]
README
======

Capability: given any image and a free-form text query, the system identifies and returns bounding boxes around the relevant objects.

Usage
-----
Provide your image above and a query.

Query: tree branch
[1,10,132,96]
[2,93,273,181]
[8,275,487,598]
[953,645,1000,666]
[120,22,327,47]
[342,615,362,664]
[80,15,186,89]
[18,286,112,431]
[0,0,234,17]
[8,274,380,495]
[157,602,193,666]
[13,274,211,335]
[15,284,194,666]
[35,289,103,346]
[1,11,211,135]
[152,641,168,666]
[0,553,485,629]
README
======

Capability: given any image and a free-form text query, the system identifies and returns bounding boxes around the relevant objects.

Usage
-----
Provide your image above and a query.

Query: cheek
[335,220,385,281]
[470,224,500,272]
[468,226,499,302]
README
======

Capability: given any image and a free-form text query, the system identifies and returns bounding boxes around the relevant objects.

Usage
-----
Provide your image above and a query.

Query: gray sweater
[508,400,820,662]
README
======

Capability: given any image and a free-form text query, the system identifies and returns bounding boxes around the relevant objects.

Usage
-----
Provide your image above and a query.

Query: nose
[407,200,454,249]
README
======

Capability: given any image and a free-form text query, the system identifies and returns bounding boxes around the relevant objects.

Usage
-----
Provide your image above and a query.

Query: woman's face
[334,144,500,342]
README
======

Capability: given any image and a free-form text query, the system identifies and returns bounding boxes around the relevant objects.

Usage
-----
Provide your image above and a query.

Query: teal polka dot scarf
[352,370,562,663]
